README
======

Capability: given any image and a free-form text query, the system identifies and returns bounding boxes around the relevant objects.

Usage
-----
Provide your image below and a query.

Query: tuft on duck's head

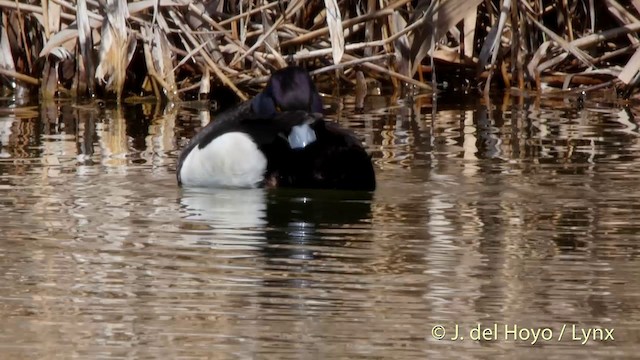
[252,66,324,115]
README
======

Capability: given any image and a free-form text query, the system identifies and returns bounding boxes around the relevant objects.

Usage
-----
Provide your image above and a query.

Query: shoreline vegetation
[1,0,640,103]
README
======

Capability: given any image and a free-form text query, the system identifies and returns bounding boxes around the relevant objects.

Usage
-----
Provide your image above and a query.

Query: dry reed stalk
[141,25,177,100]
[281,0,411,47]
[77,0,95,96]
[343,54,431,90]
[323,0,344,65]
[95,0,136,100]
[482,0,511,94]
[168,8,247,100]
[0,67,39,86]
[309,54,393,75]
[0,0,76,21]
[525,12,594,67]
[218,1,279,27]
[4,0,640,101]
[229,0,305,67]
[594,43,640,65]
[605,0,639,45]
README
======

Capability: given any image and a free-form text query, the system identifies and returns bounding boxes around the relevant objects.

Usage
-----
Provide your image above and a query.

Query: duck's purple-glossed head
[252,66,324,116]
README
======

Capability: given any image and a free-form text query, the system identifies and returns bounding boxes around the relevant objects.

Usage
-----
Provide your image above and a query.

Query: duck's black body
[263,118,375,190]
[177,66,376,191]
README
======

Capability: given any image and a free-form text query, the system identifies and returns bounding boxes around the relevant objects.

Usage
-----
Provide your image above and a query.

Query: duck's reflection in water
[260,189,373,297]
[178,187,373,252]
[178,186,373,311]
[180,187,268,228]
[263,189,373,259]
[178,186,374,357]
[179,185,373,255]
[265,189,373,227]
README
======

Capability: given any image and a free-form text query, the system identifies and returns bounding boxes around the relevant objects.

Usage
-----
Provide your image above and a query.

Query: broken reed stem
[141,28,170,99]
[542,22,640,72]
[169,43,241,78]
[281,0,412,47]
[168,9,248,100]
[309,54,393,75]
[173,36,217,71]
[281,8,425,59]
[525,11,594,67]
[264,41,288,68]
[239,53,429,90]
[230,13,287,66]
[254,19,422,64]
[0,0,75,21]
[230,0,305,67]
[343,54,431,89]
[572,22,640,48]
[0,68,40,85]
[593,43,640,64]
[182,1,251,58]
[177,81,201,93]
[218,1,279,27]
[7,0,634,101]
[50,0,103,22]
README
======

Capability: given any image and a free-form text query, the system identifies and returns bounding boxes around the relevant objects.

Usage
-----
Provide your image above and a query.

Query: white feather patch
[180,132,267,188]
[288,123,316,149]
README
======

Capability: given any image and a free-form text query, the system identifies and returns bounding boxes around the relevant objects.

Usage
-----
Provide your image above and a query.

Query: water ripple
[0,98,638,358]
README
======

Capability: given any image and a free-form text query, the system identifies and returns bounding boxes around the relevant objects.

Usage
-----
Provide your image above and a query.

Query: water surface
[0,93,639,359]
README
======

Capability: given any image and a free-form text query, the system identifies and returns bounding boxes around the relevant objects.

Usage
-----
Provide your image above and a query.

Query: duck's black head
[252,66,323,116]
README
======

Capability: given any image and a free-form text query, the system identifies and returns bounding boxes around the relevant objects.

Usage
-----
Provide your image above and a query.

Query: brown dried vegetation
[1,0,640,102]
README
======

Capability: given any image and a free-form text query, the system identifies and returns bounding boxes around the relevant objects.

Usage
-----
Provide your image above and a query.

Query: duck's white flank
[180,132,267,188]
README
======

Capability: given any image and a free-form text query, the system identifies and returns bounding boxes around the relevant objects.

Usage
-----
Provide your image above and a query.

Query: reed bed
[1,0,640,102]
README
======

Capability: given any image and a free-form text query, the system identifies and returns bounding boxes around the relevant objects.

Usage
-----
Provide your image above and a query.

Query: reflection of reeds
[97,108,128,167]
[2,1,640,101]
[2,115,37,160]
[144,103,177,167]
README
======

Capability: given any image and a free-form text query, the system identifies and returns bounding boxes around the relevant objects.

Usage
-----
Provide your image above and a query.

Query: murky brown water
[1,93,639,359]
